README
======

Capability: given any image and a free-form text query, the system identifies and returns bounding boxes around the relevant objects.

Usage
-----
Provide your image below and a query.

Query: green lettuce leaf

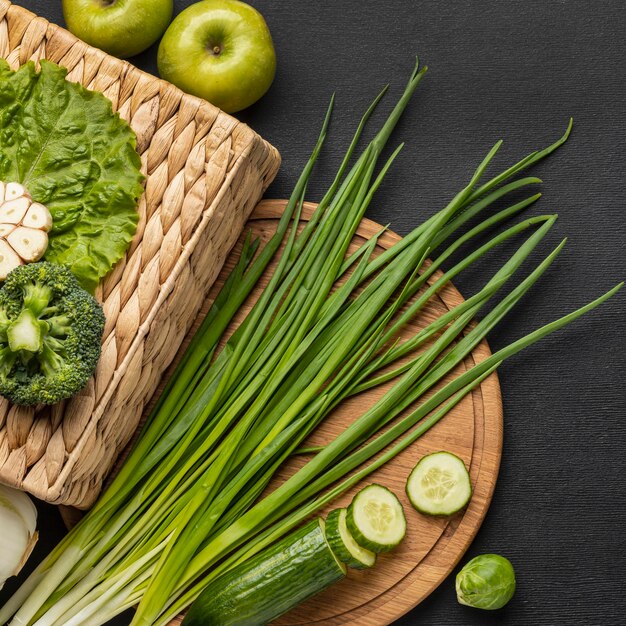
[0,60,144,291]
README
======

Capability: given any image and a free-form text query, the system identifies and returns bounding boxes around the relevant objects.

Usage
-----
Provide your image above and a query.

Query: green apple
[158,0,276,114]
[62,0,173,59]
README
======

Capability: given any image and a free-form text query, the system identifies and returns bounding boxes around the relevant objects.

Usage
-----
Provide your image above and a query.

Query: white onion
[0,484,38,589]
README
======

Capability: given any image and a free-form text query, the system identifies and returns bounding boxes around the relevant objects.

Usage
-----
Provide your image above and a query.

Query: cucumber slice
[406,451,472,516]
[326,508,376,569]
[346,484,406,553]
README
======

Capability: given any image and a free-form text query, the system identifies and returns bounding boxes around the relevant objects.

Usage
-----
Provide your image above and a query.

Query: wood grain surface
[64,199,503,625]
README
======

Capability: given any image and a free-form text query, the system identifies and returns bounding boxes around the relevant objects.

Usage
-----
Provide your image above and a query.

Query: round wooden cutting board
[62,199,503,626]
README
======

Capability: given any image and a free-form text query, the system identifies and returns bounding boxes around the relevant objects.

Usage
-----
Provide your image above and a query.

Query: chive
[2,61,618,626]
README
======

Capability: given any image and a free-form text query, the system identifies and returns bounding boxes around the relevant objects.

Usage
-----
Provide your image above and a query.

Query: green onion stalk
[1,59,621,626]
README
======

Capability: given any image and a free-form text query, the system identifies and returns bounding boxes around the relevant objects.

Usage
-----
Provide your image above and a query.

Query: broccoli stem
[45,315,71,338]
[0,347,17,377]
[23,283,53,317]
[7,310,45,353]
[39,342,66,376]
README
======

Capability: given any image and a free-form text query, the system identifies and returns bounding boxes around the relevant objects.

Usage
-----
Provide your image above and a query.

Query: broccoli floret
[0,262,105,406]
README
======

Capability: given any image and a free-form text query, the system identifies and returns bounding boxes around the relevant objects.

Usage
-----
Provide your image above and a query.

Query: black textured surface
[1,1,625,625]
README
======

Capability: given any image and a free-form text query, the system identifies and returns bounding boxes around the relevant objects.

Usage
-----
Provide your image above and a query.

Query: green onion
[1,61,620,626]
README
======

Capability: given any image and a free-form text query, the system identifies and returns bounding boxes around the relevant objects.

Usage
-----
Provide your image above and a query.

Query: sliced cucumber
[326,508,376,569]
[406,451,472,516]
[346,484,406,553]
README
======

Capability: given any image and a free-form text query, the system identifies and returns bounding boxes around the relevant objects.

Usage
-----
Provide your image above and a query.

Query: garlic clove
[0,197,31,224]
[4,182,27,201]
[22,203,53,232]
[4,182,28,202]
[7,227,48,263]
[0,240,23,279]
[0,183,52,270]
[0,223,16,237]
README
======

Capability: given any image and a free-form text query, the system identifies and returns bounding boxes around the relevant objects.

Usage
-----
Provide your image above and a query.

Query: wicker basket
[0,0,280,508]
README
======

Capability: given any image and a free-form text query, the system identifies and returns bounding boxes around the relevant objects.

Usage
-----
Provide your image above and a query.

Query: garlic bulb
[0,182,53,280]
[0,484,38,589]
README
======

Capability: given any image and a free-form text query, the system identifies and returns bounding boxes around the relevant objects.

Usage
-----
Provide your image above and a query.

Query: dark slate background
[2,1,625,625]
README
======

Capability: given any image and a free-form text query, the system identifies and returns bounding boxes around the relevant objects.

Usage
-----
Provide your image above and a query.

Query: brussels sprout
[455,554,516,610]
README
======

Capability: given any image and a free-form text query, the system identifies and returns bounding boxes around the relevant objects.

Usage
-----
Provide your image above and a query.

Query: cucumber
[325,508,376,569]
[406,451,472,516]
[182,518,346,626]
[346,484,406,553]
